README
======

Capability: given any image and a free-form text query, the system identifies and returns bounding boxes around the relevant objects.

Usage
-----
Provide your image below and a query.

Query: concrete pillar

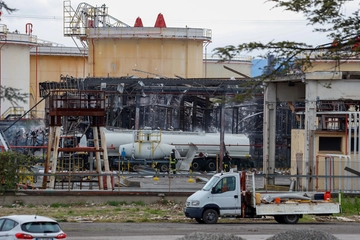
[219,98,225,172]
[135,92,140,130]
[49,127,61,189]
[93,127,103,190]
[42,126,54,189]
[100,126,111,189]
[263,82,277,185]
[304,81,318,191]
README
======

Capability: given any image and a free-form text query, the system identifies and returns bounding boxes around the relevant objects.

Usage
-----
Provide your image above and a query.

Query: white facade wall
[0,43,31,115]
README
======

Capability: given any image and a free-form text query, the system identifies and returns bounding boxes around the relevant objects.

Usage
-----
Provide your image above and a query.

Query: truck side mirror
[211,187,216,194]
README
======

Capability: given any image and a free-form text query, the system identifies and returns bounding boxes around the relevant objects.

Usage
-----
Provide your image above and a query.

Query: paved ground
[63,222,359,240]
[69,235,358,240]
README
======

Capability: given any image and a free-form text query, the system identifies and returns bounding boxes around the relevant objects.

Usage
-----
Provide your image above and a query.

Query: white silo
[0,24,37,118]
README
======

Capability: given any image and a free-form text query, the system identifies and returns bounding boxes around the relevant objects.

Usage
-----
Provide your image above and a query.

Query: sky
[1,0,358,58]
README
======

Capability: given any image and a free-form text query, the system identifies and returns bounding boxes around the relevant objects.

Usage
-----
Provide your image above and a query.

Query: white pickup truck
[184,171,341,224]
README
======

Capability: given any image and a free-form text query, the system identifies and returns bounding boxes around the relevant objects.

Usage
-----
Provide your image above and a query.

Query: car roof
[0,215,57,223]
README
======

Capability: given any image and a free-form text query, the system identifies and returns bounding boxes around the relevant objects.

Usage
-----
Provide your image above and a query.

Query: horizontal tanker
[103,128,252,172]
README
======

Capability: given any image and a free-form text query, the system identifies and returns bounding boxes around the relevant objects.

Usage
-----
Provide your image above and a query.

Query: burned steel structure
[39,76,295,169]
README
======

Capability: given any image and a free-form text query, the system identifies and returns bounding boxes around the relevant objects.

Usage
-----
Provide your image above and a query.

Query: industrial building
[1,1,360,192]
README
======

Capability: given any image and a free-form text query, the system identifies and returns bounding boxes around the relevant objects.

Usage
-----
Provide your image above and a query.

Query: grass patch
[50,203,70,208]
[341,196,360,214]
[106,201,126,206]
[158,199,169,205]
[132,201,145,206]
[148,209,162,214]
[128,207,140,212]
[140,217,150,222]
[1,196,359,224]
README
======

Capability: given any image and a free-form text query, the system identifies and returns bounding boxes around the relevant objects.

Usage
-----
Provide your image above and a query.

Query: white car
[0,215,67,239]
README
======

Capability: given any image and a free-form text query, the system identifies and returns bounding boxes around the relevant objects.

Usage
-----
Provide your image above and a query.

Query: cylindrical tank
[87,27,211,78]
[160,132,250,158]
[0,32,34,116]
[104,130,250,159]
[104,130,134,156]
[119,142,174,159]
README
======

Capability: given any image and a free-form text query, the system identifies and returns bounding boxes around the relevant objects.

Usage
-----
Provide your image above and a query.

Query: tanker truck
[103,128,252,172]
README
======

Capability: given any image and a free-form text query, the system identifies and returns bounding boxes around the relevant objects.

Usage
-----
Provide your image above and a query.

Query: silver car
[0,215,67,239]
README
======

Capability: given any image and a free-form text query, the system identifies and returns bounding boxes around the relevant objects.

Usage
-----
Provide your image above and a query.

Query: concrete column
[93,127,103,190]
[100,126,111,190]
[135,92,140,130]
[304,81,318,191]
[49,127,61,189]
[263,82,277,185]
[219,98,225,172]
[42,126,54,189]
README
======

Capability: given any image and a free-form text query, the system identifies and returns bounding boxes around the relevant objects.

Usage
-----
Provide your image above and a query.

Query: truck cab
[184,172,247,223]
[184,171,341,224]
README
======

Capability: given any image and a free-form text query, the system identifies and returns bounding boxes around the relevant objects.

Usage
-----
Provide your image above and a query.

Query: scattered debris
[177,232,245,240]
[266,229,338,240]
[195,176,209,183]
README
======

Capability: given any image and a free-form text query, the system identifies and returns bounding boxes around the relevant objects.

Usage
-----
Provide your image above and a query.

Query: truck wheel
[283,215,299,224]
[202,209,218,224]
[205,159,216,172]
[195,218,204,223]
[159,163,169,172]
[192,160,201,172]
[274,215,285,223]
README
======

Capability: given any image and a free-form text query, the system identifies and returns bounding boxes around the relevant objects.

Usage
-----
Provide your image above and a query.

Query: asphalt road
[61,221,359,240]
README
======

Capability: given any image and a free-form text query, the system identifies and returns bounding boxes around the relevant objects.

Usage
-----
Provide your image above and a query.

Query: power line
[3,15,62,20]
[3,14,308,24]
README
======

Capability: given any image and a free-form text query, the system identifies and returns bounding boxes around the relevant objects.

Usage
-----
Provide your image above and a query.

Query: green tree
[213,0,360,78]
[0,151,35,192]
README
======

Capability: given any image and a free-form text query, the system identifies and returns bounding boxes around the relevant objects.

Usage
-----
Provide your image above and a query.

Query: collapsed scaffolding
[42,89,113,190]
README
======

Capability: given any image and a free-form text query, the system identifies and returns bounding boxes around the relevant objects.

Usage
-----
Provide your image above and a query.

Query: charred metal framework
[39,76,297,169]
[40,76,261,132]
[43,89,113,190]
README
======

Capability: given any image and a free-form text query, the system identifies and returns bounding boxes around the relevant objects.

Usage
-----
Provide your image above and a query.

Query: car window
[213,177,236,193]
[214,178,227,193]
[0,219,5,231]
[2,219,18,231]
[226,176,236,191]
[22,222,61,233]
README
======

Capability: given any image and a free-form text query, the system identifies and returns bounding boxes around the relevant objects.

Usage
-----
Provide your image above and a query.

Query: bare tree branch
[0,1,18,14]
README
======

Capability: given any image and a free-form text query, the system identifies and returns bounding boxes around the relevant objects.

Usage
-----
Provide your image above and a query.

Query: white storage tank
[0,25,37,117]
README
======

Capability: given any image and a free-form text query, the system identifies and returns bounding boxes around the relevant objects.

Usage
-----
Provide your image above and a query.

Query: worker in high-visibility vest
[223,151,231,172]
[170,149,177,174]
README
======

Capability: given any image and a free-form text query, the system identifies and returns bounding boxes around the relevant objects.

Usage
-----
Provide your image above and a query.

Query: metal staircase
[63,0,130,47]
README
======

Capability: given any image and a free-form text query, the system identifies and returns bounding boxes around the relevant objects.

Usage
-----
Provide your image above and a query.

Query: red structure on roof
[134,17,143,27]
[154,13,166,28]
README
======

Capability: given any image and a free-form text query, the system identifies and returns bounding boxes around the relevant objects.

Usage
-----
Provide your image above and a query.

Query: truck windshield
[202,176,220,191]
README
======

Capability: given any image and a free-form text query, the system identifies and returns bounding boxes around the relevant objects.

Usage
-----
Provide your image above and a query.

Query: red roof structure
[154,13,166,28]
[134,17,144,27]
